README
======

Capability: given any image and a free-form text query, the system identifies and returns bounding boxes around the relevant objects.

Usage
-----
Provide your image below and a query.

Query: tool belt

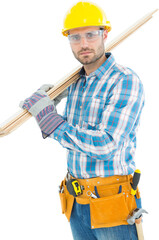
[59,174,141,229]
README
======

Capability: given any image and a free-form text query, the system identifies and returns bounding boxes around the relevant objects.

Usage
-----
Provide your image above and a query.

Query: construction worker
[20,1,144,239]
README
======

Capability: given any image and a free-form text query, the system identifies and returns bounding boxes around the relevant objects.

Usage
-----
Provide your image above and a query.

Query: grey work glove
[19,89,65,138]
[19,89,56,117]
[39,84,68,106]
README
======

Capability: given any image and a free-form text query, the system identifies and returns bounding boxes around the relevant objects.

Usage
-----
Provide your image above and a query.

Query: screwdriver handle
[131,169,141,195]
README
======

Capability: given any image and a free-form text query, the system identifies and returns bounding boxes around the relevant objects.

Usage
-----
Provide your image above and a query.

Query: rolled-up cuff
[38,112,65,138]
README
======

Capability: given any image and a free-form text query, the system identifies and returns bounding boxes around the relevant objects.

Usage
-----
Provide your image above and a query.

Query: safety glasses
[68,30,104,44]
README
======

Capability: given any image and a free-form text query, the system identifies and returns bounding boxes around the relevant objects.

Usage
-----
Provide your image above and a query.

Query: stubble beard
[72,44,105,65]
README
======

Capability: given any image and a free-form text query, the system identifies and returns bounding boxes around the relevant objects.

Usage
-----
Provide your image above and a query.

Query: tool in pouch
[66,179,84,197]
[59,185,64,193]
[87,184,122,199]
[129,169,142,212]
[66,181,100,199]
[66,173,99,199]
[66,178,102,199]
[128,169,148,240]
[131,169,141,195]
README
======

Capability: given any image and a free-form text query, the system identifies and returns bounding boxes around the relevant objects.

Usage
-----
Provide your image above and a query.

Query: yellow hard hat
[62,1,111,36]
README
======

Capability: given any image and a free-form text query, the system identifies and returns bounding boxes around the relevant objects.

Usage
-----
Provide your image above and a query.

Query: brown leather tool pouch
[59,175,141,228]
[59,179,74,221]
[89,182,138,228]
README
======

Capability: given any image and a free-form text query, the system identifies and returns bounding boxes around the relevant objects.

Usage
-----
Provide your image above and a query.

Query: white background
[0,0,158,239]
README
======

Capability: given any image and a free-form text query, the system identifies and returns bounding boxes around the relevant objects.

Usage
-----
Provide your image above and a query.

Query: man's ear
[103,29,108,42]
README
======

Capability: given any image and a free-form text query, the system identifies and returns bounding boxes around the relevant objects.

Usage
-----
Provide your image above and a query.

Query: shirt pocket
[82,98,105,128]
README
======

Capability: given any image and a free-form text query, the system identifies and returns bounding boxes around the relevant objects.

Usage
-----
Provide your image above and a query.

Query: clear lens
[68,30,104,43]
[68,34,81,42]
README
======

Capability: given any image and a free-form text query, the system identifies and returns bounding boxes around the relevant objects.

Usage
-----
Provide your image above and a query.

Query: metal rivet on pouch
[97,182,100,184]
[123,192,125,195]
[117,178,119,181]
[92,226,94,228]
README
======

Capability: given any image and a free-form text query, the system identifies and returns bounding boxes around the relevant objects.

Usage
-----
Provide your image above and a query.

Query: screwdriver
[131,169,141,195]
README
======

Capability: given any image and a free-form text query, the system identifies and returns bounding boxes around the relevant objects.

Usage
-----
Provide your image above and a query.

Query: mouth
[79,51,92,55]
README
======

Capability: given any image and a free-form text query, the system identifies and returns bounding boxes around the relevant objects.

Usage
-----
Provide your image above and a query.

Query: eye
[86,32,95,39]
[70,34,80,41]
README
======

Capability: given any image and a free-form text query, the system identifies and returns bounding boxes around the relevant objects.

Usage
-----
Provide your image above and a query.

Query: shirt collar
[79,52,116,80]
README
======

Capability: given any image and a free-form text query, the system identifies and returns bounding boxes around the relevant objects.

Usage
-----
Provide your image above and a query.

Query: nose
[80,36,89,48]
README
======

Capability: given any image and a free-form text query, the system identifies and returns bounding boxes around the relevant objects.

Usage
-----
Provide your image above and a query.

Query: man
[20,1,144,239]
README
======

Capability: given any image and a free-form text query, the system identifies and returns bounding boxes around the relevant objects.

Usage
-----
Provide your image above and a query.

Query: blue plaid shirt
[51,53,144,179]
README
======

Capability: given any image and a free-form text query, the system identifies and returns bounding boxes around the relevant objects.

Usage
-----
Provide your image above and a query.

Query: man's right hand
[39,84,68,106]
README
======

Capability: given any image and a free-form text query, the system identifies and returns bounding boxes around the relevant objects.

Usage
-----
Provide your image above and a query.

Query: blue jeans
[70,201,138,240]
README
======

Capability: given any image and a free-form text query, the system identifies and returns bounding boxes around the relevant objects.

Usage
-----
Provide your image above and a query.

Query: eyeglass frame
[68,29,105,44]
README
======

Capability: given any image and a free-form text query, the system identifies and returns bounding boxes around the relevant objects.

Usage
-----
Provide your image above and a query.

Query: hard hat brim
[62,23,111,37]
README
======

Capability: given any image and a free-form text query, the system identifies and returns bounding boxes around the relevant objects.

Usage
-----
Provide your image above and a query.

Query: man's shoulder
[112,62,139,79]
[110,62,144,99]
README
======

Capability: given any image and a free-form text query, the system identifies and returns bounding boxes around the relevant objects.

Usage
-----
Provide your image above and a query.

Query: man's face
[68,26,108,65]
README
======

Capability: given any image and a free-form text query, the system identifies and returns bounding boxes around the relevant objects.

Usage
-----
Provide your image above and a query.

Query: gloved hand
[19,89,65,138]
[39,84,68,106]
[19,89,56,117]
